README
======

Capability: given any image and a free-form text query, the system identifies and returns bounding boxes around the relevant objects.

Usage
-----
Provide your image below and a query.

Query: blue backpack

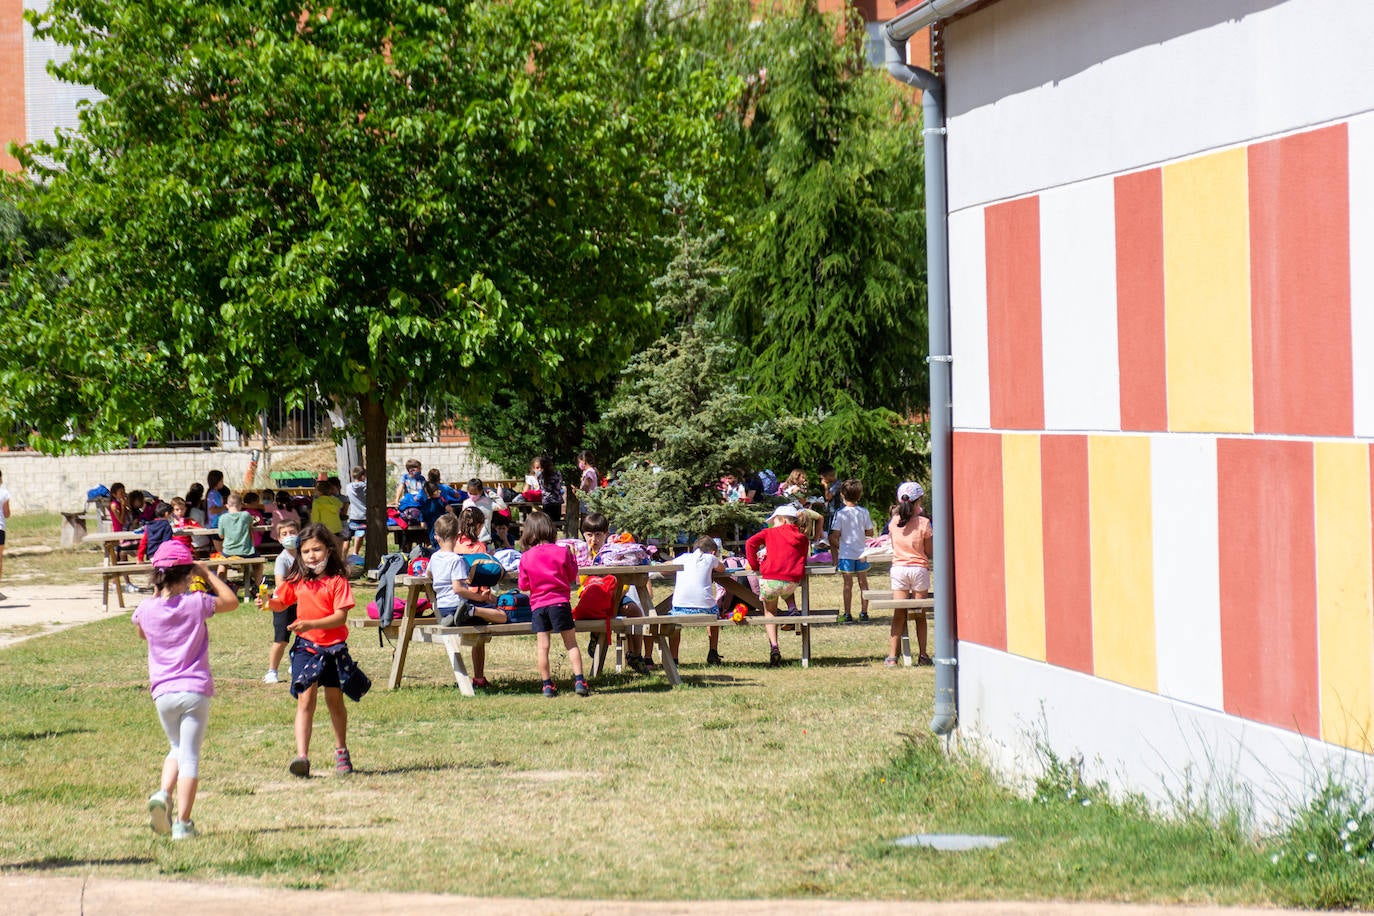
[758,469,779,497]
[497,590,532,623]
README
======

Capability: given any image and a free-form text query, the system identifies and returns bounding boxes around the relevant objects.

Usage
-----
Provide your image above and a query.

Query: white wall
[943,0,1374,212]
[958,641,1374,825]
[0,444,507,514]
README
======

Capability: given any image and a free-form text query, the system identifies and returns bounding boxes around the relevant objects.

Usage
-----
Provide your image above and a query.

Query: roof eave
[884,0,988,43]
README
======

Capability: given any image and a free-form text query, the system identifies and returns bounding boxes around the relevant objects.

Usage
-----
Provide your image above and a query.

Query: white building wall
[943,0,1374,213]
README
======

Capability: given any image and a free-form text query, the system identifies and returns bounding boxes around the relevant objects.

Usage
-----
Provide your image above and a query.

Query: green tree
[586,221,785,543]
[0,0,729,563]
[730,0,928,499]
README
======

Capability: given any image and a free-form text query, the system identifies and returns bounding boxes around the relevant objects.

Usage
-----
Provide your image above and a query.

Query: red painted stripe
[1039,435,1094,674]
[1114,169,1168,431]
[0,0,26,172]
[1248,125,1353,437]
[953,432,1006,650]
[1217,438,1319,737]
[985,197,1044,430]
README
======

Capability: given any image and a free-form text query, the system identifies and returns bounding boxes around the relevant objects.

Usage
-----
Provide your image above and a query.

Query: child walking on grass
[828,478,875,623]
[257,523,370,777]
[262,518,300,685]
[670,536,724,666]
[744,504,810,667]
[517,511,589,697]
[134,540,239,840]
[888,482,933,667]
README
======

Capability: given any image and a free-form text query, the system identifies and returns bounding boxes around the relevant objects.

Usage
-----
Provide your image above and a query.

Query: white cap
[767,504,799,521]
[897,481,924,503]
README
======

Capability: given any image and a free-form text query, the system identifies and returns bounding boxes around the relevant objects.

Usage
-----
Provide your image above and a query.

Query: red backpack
[573,575,619,642]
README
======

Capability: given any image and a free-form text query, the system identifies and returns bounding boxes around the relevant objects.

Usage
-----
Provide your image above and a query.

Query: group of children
[130,465,932,840]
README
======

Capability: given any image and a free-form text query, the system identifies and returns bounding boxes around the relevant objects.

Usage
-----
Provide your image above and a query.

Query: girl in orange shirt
[257,523,369,777]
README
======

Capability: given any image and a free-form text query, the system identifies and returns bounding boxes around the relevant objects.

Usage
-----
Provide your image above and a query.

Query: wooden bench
[411,614,718,696]
[80,556,267,611]
[665,612,840,668]
[862,589,934,666]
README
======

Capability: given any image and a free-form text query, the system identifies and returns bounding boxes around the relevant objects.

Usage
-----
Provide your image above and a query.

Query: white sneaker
[262,669,279,684]
[148,790,171,835]
[122,583,141,594]
[171,819,199,840]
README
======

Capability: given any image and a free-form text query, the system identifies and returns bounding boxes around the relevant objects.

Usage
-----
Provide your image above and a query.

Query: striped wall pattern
[950,117,1374,754]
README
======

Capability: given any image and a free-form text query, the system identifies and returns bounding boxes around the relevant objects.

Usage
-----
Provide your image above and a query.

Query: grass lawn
[0,512,1348,905]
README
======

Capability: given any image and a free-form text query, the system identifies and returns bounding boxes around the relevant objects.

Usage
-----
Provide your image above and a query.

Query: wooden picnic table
[79,555,267,611]
[81,531,141,566]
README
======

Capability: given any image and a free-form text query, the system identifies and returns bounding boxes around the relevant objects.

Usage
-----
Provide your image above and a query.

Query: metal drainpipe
[883,34,957,736]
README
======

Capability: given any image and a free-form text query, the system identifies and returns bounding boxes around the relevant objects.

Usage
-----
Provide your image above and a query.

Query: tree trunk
[361,392,389,570]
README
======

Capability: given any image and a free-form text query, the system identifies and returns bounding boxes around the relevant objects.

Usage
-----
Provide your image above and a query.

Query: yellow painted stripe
[1088,435,1157,691]
[1314,442,1373,752]
[1162,148,1254,433]
[1002,433,1046,661]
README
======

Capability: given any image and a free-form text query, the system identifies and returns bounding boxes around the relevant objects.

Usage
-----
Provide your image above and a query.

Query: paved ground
[0,876,1310,916]
[0,583,116,648]
[0,587,1308,915]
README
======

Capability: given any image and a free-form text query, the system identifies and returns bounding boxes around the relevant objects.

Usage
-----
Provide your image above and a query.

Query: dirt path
[0,582,116,648]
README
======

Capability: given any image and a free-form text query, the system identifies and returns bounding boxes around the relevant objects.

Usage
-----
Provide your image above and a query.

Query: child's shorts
[531,602,574,634]
[759,578,799,601]
[347,520,367,535]
[271,604,298,643]
[890,564,931,594]
[290,641,341,690]
[837,558,871,573]
[670,605,715,616]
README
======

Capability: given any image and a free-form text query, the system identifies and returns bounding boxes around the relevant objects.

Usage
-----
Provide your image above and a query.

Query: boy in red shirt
[744,504,810,667]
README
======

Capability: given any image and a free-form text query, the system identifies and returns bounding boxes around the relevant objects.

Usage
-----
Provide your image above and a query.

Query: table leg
[656,630,681,687]
[441,635,475,696]
[114,573,126,610]
[901,614,913,667]
[715,576,762,611]
[386,583,422,689]
[801,623,812,669]
[800,574,811,614]
[101,573,111,612]
[615,631,625,673]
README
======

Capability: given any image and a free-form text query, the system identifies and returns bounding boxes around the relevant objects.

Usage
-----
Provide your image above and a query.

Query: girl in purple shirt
[132,540,238,840]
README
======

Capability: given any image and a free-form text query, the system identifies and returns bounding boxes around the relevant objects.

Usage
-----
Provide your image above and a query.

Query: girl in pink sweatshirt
[516,511,589,697]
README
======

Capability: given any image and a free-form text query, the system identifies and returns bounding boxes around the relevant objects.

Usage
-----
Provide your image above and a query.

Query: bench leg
[101,574,111,612]
[441,635,476,697]
[901,615,913,667]
[615,630,626,674]
[800,624,812,669]
[590,635,607,678]
[656,631,681,687]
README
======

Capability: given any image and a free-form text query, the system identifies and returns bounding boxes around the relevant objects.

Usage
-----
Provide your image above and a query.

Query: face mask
[307,559,329,575]
[281,536,299,550]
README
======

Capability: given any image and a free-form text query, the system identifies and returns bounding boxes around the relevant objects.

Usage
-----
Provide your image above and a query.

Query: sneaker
[627,654,651,675]
[706,649,722,666]
[171,819,199,840]
[262,669,279,684]
[859,610,870,622]
[147,790,171,835]
[917,653,934,667]
[841,612,854,623]
[335,747,353,775]
[542,681,558,698]
[883,656,899,668]
[289,756,310,778]
[471,676,490,690]
[768,647,782,668]
[573,677,590,697]
[122,583,141,594]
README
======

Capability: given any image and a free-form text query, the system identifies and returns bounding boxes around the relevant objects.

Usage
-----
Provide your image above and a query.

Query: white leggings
[154,691,211,779]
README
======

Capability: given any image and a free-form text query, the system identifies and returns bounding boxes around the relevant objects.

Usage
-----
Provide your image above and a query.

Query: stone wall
[0,443,508,513]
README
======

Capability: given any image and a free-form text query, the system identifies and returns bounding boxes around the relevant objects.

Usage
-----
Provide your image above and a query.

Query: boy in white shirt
[670,536,724,665]
[828,479,875,623]
[428,514,507,689]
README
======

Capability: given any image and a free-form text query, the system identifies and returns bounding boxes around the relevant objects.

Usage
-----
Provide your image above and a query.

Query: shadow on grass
[0,727,95,742]
[362,759,510,777]
[2,855,153,870]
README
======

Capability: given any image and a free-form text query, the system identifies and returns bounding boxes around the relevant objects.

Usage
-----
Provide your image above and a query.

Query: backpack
[595,541,653,567]
[573,575,619,642]
[397,491,424,512]
[497,590,532,623]
[86,484,111,501]
[758,469,779,497]
[556,537,593,567]
[408,556,430,577]
[464,553,504,588]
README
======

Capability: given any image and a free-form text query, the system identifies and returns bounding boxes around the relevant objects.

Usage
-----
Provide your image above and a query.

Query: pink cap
[151,539,195,569]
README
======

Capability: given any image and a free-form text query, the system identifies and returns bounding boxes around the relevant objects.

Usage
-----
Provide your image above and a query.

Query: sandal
[883,656,898,667]
[917,653,934,666]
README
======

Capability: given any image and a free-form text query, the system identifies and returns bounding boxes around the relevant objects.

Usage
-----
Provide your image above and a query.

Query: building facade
[903,0,1374,818]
